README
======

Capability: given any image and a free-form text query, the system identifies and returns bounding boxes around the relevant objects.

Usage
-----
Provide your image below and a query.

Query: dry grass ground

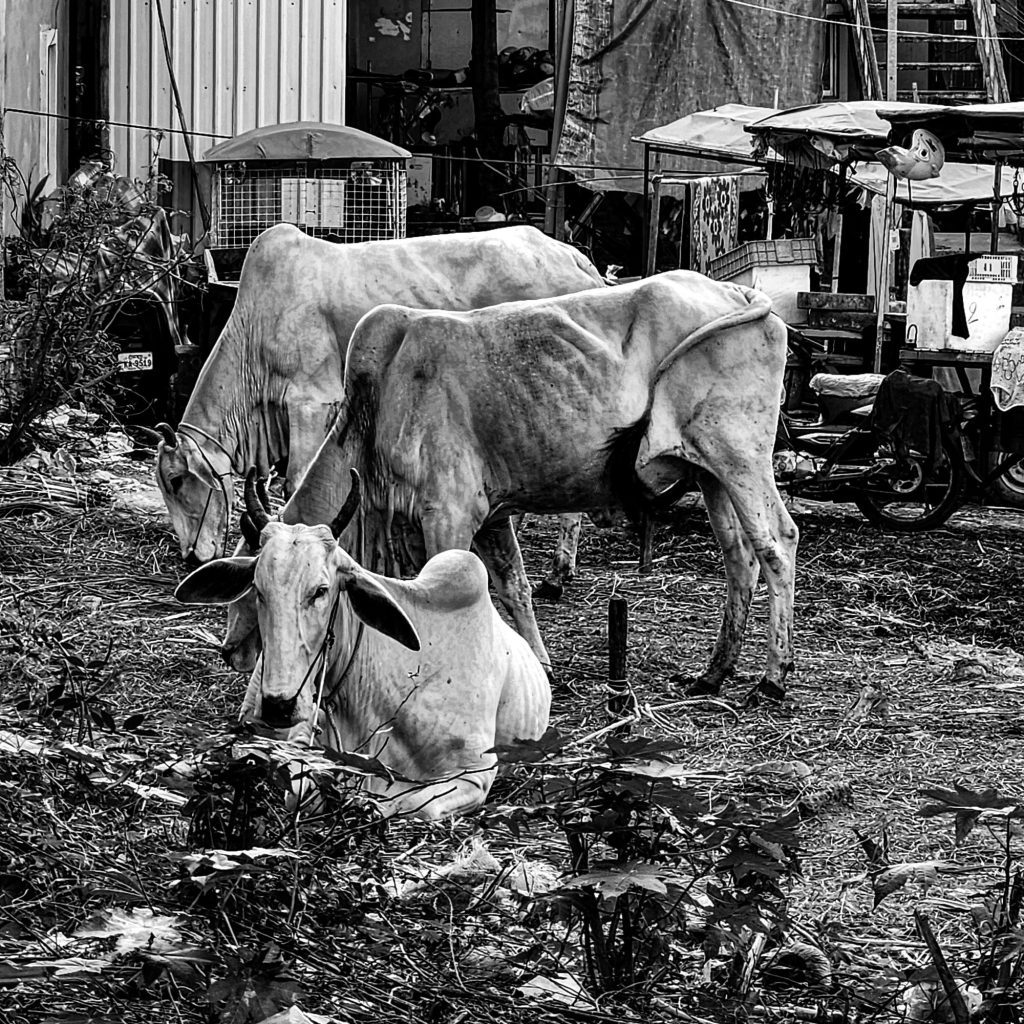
[3,453,1024,1023]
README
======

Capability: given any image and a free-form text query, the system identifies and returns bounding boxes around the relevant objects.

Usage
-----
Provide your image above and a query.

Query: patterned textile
[689,176,739,275]
[991,328,1024,412]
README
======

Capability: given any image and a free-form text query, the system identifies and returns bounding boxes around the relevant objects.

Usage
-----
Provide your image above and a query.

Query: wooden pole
[645,175,663,277]
[886,0,898,103]
[638,514,655,574]
[607,596,630,716]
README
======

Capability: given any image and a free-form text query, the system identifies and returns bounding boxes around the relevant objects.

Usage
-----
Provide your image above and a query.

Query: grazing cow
[176,473,551,820]
[155,223,602,591]
[224,270,799,701]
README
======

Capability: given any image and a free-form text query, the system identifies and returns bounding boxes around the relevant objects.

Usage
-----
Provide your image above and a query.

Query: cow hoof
[744,677,788,706]
[672,673,722,698]
[533,580,564,603]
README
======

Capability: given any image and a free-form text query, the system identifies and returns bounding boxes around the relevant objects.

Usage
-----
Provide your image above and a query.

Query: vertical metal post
[875,3,897,374]
[873,174,896,374]
[991,160,1003,254]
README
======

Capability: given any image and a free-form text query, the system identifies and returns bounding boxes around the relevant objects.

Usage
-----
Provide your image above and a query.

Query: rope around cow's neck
[178,421,243,474]
[173,422,238,559]
[255,587,366,748]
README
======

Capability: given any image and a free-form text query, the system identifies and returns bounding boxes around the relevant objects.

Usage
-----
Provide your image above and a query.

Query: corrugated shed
[107,0,346,182]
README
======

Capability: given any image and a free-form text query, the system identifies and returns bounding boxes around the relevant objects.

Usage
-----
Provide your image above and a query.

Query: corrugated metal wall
[107,0,346,182]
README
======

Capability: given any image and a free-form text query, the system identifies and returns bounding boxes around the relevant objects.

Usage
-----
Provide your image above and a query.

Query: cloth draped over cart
[870,370,961,474]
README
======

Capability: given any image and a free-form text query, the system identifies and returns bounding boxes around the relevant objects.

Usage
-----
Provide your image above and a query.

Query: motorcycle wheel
[852,437,964,532]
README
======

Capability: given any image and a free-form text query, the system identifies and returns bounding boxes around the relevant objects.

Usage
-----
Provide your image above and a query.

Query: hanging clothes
[865,194,887,301]
[909,210,934,265]
[689,176,739,275]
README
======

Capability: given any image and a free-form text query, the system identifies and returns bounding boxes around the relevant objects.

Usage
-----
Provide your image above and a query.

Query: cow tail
[654,287,774,380]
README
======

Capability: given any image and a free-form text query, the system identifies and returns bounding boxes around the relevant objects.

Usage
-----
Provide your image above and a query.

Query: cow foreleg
[717,462,798,703]
[533,513,583,603]
[284,399,334,495]
[472,518,553,675]
[674,474,761,697]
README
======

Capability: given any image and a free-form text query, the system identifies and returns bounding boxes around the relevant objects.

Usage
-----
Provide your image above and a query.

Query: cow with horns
[155,223,604,602]
[222,270,798,700]
[175,471,551,820]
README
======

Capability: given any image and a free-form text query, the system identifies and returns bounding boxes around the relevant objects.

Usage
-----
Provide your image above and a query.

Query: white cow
[156,223,603,586]
[175,473,550,820]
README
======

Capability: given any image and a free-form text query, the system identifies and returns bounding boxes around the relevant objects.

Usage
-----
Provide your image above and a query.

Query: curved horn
[256,476,273,514]
[329,469,362,539]
[156,422,178,449]
[239,511,263,551]
[244,469,271,532]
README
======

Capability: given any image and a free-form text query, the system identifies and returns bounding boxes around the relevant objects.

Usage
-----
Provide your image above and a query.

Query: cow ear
[175,556,257,605]
[345,572,421,651]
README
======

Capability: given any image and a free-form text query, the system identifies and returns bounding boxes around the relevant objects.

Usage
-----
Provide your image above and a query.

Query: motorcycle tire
[852,436,965,532]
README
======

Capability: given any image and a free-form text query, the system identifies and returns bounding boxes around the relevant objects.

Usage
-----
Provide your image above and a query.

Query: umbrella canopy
[202,122,410,162]
[880,102,1024,165]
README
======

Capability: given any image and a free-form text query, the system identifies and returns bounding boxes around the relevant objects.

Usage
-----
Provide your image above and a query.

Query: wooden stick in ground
[638,513,655,574]
[607,595,632,718]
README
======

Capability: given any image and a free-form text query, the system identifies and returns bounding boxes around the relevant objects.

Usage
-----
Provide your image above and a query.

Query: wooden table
[898,347,993,395]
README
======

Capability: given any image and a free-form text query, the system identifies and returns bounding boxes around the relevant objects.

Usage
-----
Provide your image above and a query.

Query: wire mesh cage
[211,159,408,248]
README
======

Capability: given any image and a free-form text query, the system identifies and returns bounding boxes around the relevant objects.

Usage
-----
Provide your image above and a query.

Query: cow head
[155,423,234,564]
[175,469,420,733]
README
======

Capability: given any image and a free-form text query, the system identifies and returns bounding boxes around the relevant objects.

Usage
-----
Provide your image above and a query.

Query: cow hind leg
[714,459,798,703]
[472,518,554,675]
[533,513,583,603]
[674,473,761,697]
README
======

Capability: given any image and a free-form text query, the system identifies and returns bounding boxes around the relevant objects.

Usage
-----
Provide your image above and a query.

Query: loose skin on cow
[155,223,603,594]
[176,471,551,821]
[222,270,799,702]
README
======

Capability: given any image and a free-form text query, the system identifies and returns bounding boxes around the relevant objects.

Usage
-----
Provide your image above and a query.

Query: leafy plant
[0,144,195,462]
[483,730,803,1008]
[918,782,1024,1021]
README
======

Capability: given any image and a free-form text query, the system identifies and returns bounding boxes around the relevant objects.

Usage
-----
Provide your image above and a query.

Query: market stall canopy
[880,102,1024,165]
[634,104,779,165]
[201,122,411,162]
[634,103,1012,208]
[745,100,945,167]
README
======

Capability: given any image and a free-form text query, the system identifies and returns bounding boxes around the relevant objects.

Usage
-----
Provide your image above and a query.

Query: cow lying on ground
[223,270,799,701]
[155,223,602,603]
[176,473,551,820]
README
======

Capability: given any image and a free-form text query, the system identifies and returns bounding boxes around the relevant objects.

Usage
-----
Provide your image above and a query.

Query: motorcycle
[773,368,968,532]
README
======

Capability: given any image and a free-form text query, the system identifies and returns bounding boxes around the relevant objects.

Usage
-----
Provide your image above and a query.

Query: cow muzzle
[260,692,299,730]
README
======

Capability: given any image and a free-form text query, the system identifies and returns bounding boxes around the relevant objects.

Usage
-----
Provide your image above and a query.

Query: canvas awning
[634,104,778,165]
[745,100,946,167]
[848,161,1022,208]
[880,102,1024,165]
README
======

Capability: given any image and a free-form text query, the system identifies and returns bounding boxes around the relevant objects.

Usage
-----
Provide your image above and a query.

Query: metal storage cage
[201,123,411,250]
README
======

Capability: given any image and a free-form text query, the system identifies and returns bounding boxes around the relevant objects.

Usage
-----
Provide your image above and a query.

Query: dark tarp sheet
[555,0,826,192]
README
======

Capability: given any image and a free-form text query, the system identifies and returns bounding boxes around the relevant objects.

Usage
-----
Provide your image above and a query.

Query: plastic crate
[707,238,818,282]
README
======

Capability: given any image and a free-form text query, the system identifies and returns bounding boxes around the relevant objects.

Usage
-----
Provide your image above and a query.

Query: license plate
[118,351,153,373]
